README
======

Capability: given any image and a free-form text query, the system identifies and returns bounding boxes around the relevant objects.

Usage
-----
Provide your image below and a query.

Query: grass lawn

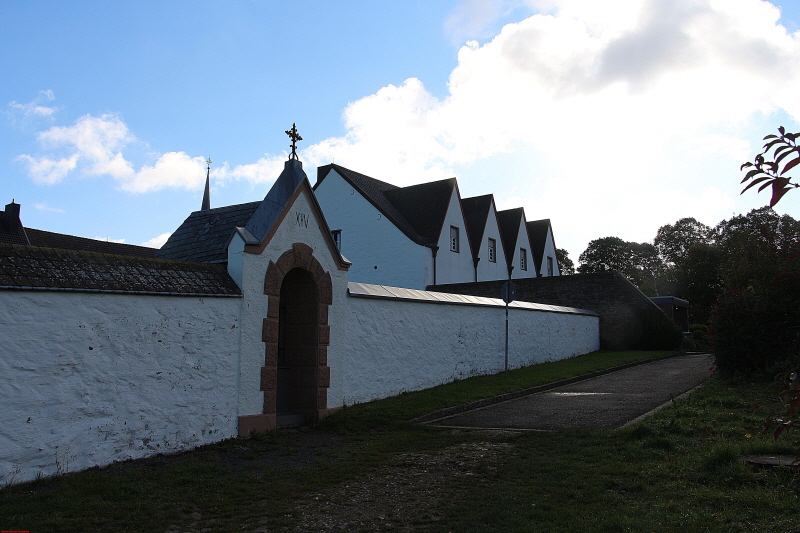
[2,350,799,532]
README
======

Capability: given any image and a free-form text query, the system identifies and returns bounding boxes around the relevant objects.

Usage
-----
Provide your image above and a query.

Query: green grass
[3,350,799,532]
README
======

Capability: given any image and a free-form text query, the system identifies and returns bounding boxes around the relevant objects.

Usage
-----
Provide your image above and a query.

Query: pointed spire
[201,157,211,211]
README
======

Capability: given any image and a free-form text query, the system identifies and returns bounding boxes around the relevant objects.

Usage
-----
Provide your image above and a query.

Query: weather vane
[285,123,302,160]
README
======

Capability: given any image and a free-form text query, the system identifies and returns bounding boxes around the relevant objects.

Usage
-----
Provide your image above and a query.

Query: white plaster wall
[331,293,599,406]
[237,188,350,417]
[434,188,478,286]
[228,234,246,288]
[538,226,561,277]
[477,203,510,282]
[0,291,241,485]
[510,217,537,280]
[314,171,429,289]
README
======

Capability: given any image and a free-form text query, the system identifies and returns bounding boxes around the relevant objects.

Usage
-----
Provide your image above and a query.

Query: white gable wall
[538,226,561,277]
[477,203,509,282]
[314,171,429,289]
[431,188,475,286]
[237,188,350,418]
[510,217,538,280]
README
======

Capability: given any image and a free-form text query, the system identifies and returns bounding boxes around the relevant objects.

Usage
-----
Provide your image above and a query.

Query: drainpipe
[473,256,480,282]
[427,244,439,286]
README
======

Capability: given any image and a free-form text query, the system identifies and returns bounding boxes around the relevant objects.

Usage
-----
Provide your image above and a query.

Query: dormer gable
[527,219,560,276]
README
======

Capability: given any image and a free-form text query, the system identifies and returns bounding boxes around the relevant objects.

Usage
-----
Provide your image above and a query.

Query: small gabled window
[450,226,459,253]
[547,256,554,276]
[332,230,342,251]
[520,248,527,271]
[488,238,496,262]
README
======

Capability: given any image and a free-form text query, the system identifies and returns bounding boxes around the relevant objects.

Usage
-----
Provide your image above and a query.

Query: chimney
[4,200,21,230]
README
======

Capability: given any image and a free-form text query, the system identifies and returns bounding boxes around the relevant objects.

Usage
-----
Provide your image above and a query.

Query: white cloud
[141,232,172,249]
[298,0,800,254]
[92,236,126,244]
[32,202,65,213]
[8,90,58,122]
[14,0,800,256]
[18,112,285,193]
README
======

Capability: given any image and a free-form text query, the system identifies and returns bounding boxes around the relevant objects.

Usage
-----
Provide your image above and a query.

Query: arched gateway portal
[262,243,332,426]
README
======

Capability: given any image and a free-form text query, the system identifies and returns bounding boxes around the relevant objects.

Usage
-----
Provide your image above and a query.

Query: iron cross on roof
[285,123,302,160]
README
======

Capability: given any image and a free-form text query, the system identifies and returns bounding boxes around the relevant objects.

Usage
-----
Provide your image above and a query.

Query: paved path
[427,354,714,430]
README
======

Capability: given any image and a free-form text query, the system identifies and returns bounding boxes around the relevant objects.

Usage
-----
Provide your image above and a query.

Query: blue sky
[3,0,800,260]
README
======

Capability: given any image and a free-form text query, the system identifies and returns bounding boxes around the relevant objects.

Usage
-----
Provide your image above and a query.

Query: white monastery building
[0,129,594,485]
[313,164,560,289]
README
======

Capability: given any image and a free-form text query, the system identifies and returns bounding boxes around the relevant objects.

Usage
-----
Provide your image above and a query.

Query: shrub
[710,289,800,376]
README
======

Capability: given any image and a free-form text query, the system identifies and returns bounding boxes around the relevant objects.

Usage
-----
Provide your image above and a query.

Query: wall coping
[347,281,599,317]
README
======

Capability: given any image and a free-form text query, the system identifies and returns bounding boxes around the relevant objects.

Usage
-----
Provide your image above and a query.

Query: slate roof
[24,228,157,257]
[384,179,456,245]
[244,159,309,243]
[526,219,553,273]
[0,243,241,295]
[496,208,525,264]
[315,164,426,245]
[156,159,313,263]
[461,195,493,259]
[155,201,261,263]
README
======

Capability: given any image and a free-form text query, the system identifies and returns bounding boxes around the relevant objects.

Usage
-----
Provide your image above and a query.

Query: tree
[653,217,712,267]
[741,126,800,207]
[578,237,665,295]
[556,248,574,275]
[578,237,633,275]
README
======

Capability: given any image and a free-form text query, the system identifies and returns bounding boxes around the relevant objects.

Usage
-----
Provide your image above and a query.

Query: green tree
[741,126,800,206]
[556,248,574,275]
[578,237,665,295]
[674,243,723,325]
[709,208,800,375]
[578,237,633,275]
[653,217,712,267]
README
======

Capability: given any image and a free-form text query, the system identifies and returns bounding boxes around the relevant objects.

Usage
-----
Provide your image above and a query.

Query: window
[488,238,496,262]
[450,226,459,252]
[520,248,527,271]
[331,230,342,251]
[547,256,554,276]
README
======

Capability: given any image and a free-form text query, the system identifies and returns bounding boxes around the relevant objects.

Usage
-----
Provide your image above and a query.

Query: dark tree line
[572,209,799,325]
[565,208,800,375]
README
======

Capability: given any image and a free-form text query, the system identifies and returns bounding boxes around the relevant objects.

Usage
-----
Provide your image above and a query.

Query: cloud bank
[15,0,800,252]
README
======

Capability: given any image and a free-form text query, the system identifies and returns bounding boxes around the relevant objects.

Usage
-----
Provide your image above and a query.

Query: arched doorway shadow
[276,267,319,424]
[262,243,332,427]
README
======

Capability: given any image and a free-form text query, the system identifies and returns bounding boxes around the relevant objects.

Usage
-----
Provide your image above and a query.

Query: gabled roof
[461,195,493,259]
[244,159,309,243]
[0,201,157,257]
[25,228,156,258]
[496,208,526,264]
[526,219,554,273]
[315,164,425,245]
[384,178,456,245]
[155,201,261,263]
[0,243,240,296]
[157,159,309,263]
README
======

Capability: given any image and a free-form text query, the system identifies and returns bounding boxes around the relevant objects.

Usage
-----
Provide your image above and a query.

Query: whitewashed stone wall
[327,284,599,407]
[0,291,240,485]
